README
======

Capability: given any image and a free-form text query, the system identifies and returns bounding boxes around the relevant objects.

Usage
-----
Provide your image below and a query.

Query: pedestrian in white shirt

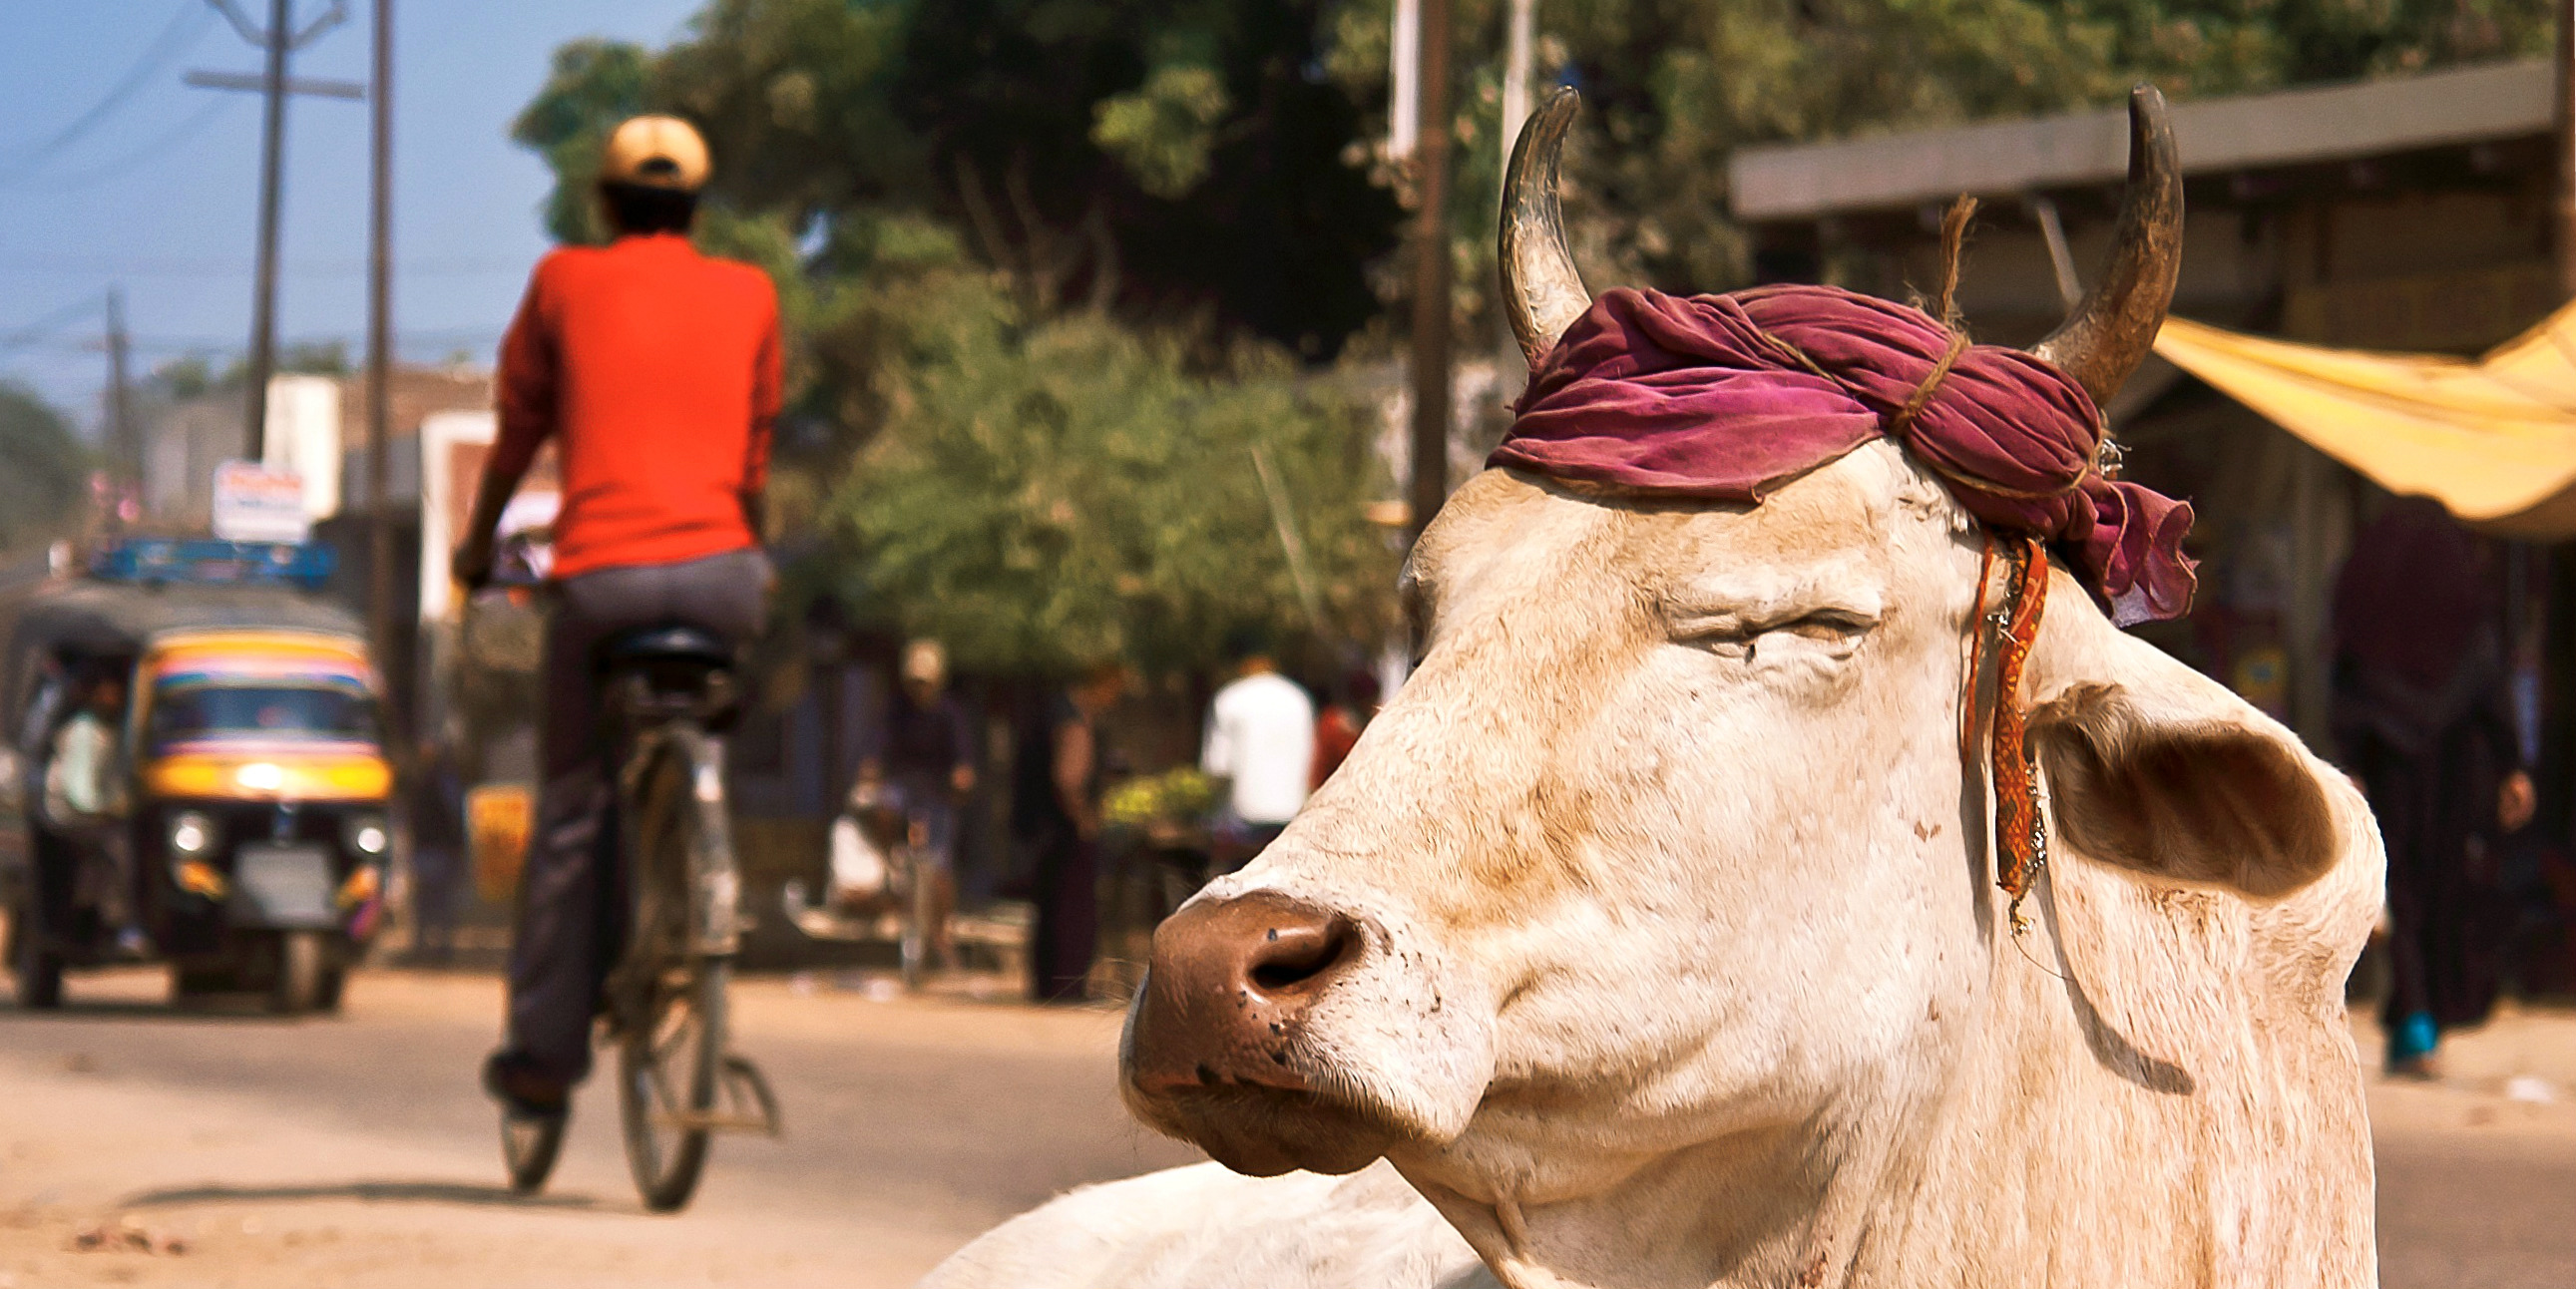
[1200,632,1314,872]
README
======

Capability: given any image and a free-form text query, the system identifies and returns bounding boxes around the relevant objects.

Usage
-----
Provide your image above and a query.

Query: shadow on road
[0,997,326,1025]
[118,1179,599,1211]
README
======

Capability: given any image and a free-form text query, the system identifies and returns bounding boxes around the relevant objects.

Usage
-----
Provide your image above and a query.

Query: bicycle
[781,781,943,992]
[500,624,779,1212]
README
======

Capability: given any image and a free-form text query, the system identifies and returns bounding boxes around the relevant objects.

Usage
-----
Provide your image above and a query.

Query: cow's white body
[933,444,2381,1289]
[923,1162,1486,1289]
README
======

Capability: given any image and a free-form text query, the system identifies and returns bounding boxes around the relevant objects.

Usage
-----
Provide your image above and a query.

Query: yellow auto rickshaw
[0,541,393,1012]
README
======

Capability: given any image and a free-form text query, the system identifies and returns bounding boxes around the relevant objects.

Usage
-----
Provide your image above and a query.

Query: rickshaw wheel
[169,965,229,1009]
[10,913,62,1011]
[266,931,325,1015]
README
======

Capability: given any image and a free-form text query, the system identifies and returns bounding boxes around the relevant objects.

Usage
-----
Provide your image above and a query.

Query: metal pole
[2559,0,2576,296]
[1494,0,1537,397]
[368,0,400,734]
[2027,195,2082,311]
[1389,0,1420,161]
[1406,0,1453,544]
[1500,0,1534,203]
[243,0,292,462]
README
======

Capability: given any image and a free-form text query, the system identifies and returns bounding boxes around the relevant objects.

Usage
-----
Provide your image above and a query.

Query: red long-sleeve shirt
[491,233,781,579]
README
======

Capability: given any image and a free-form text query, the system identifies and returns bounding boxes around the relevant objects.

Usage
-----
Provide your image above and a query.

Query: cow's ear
[2025,680,2342,900]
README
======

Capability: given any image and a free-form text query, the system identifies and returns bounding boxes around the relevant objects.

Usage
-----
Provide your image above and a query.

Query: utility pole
[245,0,291,462]
[1406,0,1454,544]
[105,288,136,492]
[367,0,399,730]
[191,0,355,461]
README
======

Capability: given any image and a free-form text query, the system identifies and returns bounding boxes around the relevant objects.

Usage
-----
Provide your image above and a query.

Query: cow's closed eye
[1671,608,1877,661]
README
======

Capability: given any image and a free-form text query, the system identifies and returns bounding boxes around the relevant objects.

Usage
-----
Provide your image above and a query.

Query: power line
[0,295,106,355]
[0,2,214,177]
[14,96,239,193]
[0,254,526,278]
[206,0,348,51]
[7,325,501,354]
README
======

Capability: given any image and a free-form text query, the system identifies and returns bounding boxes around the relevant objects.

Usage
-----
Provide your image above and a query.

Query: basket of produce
[1102,766,1218,847]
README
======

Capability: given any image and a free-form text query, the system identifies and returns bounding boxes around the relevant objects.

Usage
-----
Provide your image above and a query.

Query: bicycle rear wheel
[613,734,727,1212]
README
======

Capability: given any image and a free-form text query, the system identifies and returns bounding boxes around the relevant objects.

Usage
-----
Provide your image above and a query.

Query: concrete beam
[1732,58,2550,221]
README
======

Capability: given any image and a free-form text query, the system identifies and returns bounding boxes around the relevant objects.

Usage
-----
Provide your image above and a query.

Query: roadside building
[136,364,495,730]
[1730,57,2562,785]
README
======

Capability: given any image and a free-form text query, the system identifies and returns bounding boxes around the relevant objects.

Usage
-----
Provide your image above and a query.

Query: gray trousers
[505,548,769,1082]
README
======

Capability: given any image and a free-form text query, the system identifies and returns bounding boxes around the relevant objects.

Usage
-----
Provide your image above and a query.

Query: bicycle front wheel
[618,957,725,1211]
[613,732,730,1212]
[899,849,930,991]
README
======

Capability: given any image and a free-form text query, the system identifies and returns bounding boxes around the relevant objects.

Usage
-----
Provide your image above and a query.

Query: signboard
[261,374,342,519]
[467,782,534,903]
[211,461,311,543]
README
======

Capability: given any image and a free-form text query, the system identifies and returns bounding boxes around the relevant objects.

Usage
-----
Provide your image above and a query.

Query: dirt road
[0,968,1194,1287]
[0,969,2567,1287]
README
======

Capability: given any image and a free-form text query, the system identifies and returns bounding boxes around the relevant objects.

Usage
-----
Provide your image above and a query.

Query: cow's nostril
[1246,917,1361,995]
[1131,891,1371,1097]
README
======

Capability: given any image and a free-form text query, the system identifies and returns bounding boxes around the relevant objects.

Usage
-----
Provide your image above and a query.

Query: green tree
[510,39,657,246]
[511,0,1407,675]
[1324,0,2556,302]
[834,279,1396,675]
[0,383,90,551]
[148,356,215,400]
[513,0,1403,357]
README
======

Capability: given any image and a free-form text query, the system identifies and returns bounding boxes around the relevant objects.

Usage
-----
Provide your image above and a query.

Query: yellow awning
[2152,304,2576,537]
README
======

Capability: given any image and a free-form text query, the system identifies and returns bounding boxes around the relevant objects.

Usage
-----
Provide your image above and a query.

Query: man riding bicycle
[453,115,780,1119]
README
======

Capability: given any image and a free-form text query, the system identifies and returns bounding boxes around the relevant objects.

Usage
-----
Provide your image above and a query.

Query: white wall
[260,374,342,520]
[417,409,498,625]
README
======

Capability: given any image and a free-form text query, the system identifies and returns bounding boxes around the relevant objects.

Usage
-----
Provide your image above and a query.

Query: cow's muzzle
[1129,889,1361,1093]
[1124,889,1396,1174]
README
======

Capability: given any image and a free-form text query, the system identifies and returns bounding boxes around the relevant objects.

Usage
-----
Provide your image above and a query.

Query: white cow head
[1122,89,2377,1289]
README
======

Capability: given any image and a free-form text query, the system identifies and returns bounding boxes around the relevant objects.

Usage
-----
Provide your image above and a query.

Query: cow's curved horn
[2026,86,2183,408]
[1501,87,1592,369]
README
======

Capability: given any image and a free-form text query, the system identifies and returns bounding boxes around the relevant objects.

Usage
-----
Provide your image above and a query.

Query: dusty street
[0,969,2566,1288]
[0,968,1195,1287]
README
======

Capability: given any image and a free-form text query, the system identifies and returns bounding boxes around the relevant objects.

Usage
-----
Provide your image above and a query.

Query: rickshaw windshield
[149,682,382,749]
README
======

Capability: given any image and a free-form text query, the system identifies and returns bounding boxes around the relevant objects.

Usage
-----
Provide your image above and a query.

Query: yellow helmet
[600,115,709,193]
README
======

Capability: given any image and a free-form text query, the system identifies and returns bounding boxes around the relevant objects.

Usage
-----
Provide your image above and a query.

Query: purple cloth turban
[1491,285,2197,625]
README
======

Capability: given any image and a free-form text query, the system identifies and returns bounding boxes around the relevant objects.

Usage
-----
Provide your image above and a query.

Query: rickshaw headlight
[169,810,216,857]
[345,814,390,858]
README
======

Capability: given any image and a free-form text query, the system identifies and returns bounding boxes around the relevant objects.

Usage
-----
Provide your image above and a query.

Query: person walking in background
[407,735,468,967]
[1200,631,1313,873]
[860,640,975,969]
[1310,669,1379,791]
[1020,663,1123,1004]
[2332,497,2534,1078]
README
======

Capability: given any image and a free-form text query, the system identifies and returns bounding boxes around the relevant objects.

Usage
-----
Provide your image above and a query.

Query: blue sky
[0,0,704,432]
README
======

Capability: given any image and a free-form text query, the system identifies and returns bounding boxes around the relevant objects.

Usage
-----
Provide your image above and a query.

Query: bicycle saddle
[599,625,732,667]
